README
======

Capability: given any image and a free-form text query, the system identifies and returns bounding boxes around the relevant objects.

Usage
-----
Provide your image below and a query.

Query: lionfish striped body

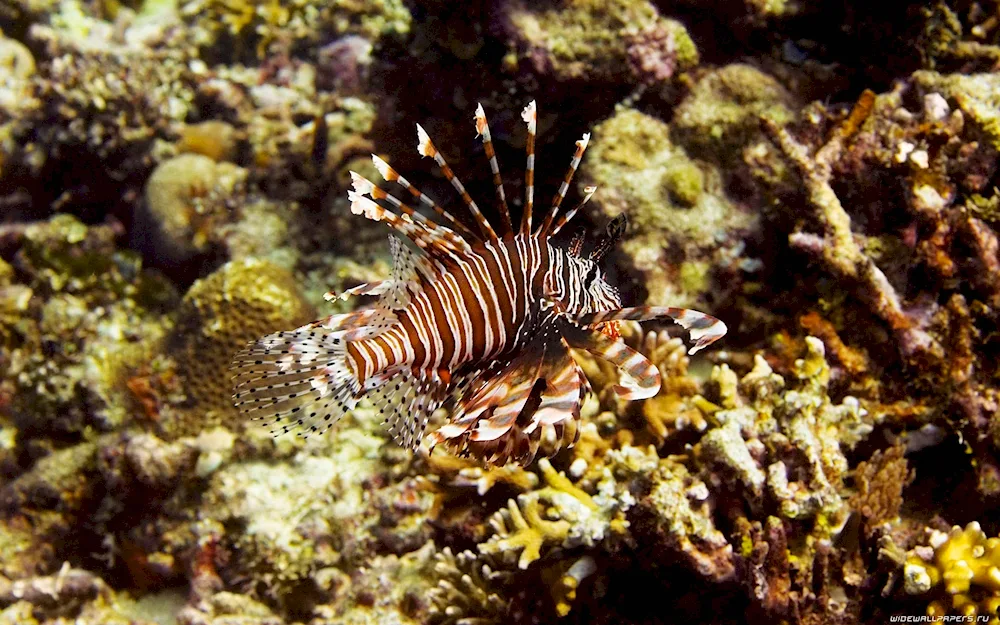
[231,101,727,466]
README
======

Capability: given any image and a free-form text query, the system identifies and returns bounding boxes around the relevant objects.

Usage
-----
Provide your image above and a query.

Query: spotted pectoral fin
[230,321,361,439]
[564,325,661,400]
[576,306,727,355]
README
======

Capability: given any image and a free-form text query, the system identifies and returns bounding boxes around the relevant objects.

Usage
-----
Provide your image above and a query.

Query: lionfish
[231,101,727,466]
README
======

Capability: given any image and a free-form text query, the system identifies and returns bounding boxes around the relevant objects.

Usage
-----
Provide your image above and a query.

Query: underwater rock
[672,63,797,167]
[179,0,410,61]
[581,107,754,309]
[630,456,734,581]
[0,441,99,579]
[498,0,697,83]
[316,35,373,94]
[177,591,285,625]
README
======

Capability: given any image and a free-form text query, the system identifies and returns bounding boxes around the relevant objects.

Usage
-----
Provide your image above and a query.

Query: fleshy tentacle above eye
[574,306,727,355]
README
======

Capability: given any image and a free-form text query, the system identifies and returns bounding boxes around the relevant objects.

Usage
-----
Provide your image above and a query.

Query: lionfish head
[562,213,626,318]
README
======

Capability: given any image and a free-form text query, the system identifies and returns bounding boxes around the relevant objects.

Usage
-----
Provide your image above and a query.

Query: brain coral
[163,258,314,438]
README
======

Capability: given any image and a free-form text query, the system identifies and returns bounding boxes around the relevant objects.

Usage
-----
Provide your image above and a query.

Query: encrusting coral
[159,258,313,438]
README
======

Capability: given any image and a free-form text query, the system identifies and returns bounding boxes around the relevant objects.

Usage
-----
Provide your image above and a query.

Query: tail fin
[231,321,361,439]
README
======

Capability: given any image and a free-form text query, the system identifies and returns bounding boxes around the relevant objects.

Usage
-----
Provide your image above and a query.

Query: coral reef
[498,0,697,84]
[581,107,754,309]
[673,63,798,167]
[0,215,174,437]
[3,1,1000,624]
[179,0,411,61]
[903,522,1000,621]
[141,153,249,265]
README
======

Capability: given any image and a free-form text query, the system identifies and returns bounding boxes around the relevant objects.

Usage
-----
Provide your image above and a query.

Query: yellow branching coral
[541,555,598,618]
[480,495,571,571]
[904,522,1000,622]
[424,453,539,495]
[479,459,626,570]
[573,322,704,444]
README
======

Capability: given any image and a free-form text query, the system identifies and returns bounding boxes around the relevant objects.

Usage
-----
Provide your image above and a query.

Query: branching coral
[479,458,628,570]
[427,547,510,625]
[757,77,1000,501]
[425,452,539,496]
[762,111,940,360]
[697,337,875,529]
[903,522,1000,621]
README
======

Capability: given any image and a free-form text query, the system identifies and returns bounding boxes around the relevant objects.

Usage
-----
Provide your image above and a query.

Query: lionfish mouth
[230,100,727,467]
